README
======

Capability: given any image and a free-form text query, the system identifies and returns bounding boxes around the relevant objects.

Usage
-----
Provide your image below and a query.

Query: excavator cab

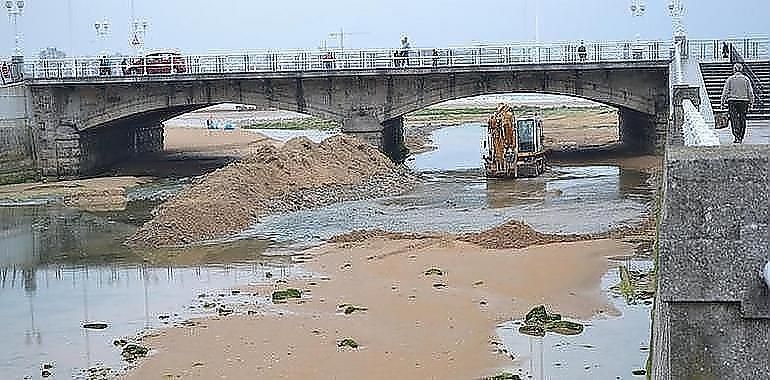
[516,118,540,153]
[514,117,547,177]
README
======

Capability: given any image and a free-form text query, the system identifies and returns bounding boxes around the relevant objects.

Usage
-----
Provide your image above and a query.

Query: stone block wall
[0,84,35,184]
[0,124,36,184]
[652,145,770,379]
[78,123,164,175]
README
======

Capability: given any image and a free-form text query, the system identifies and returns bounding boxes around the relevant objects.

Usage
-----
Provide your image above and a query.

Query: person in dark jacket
[721,63,755,143]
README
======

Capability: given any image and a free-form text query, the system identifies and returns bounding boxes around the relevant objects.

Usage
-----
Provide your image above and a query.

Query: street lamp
[129,0,148,54]
[94,18,110,55]
[5,0,25,56]
[668,0,686,38]
[630,0,646,40]
[130,19,149,54]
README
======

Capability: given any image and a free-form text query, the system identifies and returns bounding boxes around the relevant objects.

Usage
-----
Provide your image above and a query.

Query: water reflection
[496,265,653,380]
[0,204,289,378]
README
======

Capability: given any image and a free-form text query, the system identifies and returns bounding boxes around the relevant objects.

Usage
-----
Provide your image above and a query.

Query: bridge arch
[28,62,669,177]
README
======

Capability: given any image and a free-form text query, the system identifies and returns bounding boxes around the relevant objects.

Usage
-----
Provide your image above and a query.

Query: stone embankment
[127,135,418,247]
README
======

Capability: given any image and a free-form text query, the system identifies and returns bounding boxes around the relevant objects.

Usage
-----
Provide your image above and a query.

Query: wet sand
[163,127,277,157]
[0,176,152,211]
[126,237,631,379]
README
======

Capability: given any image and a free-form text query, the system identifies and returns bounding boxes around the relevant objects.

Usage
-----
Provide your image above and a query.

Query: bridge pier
[618,107,668,154]
[36,122,164,178]
[342,116,408,163]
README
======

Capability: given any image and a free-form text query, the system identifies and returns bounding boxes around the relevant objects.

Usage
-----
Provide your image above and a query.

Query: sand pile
[458,220,590,249]
[331,218,654,251]
[127,135,417,248]
[329,229,433,243]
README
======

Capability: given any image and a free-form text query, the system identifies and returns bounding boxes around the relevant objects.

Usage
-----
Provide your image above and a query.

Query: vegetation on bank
[241,117,340,131]
[236,105,614,131]
[405,105,616,126]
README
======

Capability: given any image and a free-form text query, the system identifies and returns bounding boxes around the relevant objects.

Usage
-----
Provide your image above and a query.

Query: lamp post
[668,0,686,38]
[129,0,148,54]
[5,0,24,56]
[130,19,148,54]
[629,0,646,40]
[94,18,110,55]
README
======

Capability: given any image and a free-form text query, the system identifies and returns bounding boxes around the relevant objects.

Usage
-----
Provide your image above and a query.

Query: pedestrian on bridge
[721,63,755,144]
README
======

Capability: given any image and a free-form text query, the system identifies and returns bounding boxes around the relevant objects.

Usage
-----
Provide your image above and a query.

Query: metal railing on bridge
[686,36,769,62]
[672,39,720,147]
[14,39,674,82]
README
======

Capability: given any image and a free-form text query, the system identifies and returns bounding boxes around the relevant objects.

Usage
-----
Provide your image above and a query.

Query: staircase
[700,60,770,120]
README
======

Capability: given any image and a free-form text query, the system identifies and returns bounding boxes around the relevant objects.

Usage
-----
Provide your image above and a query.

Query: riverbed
[0,123,657,379]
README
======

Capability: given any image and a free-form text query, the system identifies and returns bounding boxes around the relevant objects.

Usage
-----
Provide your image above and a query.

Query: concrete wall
[27,62,669,176]
[652,145,770,379]
[0,84,35,184]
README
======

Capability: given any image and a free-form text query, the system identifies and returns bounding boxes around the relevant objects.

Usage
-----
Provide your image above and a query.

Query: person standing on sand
[721,63,755,144]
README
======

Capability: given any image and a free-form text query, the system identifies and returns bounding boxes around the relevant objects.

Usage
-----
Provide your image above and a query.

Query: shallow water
[0,123,656,378]
[496,260,654,380]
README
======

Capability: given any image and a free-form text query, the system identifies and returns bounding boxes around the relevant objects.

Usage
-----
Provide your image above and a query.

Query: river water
[0,123,655,379]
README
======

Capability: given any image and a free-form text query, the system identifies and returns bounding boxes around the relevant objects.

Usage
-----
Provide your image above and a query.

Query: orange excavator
[483,104,547,178]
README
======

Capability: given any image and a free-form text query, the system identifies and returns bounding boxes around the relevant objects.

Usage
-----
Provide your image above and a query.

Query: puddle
[496,261,654,380]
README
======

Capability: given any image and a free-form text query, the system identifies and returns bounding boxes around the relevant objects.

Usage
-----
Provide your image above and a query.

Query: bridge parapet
[13,39,673,82]
[652,145,770,379]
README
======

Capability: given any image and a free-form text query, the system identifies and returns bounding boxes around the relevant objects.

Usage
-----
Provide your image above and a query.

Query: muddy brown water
[0,124,656,379]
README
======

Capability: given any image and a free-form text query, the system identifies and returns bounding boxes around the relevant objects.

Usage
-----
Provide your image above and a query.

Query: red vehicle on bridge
[122,51,187,75]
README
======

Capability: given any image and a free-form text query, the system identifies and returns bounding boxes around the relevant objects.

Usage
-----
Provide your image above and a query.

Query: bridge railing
[17,39,672,81]
[671,39,720,147]
[685,36,769,62]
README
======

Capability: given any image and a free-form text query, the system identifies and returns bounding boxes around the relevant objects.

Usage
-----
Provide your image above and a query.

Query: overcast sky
[2,0,768,56]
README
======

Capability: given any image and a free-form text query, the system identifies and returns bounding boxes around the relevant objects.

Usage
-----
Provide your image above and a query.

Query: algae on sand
[337,338,359,349]
[337,304,368,315]
[272,288,302,302]
[519,305,585,337]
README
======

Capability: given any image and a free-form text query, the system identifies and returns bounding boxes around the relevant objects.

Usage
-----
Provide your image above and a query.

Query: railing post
[671,85,700,146]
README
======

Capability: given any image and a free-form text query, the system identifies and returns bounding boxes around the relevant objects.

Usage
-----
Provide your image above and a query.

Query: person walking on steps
[721,63,755,144]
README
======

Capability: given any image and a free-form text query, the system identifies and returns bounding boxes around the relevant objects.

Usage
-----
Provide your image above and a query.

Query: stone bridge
[5,37,765,180]
[27,60,669,176]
